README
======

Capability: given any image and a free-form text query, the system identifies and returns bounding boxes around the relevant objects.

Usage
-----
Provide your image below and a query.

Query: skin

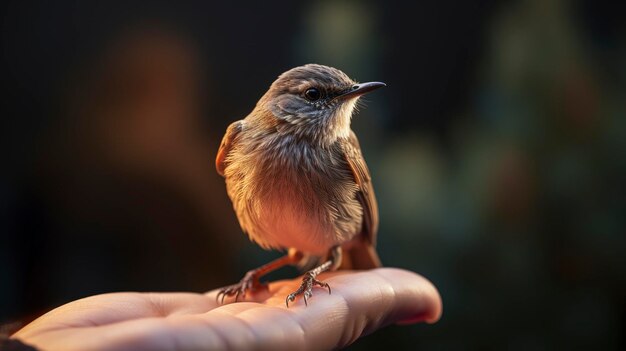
[12,269,442,351]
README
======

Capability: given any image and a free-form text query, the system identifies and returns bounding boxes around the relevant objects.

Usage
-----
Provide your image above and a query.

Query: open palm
[13,268,441,350]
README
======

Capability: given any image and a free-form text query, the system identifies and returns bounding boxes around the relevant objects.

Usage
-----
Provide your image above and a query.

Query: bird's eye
[304,88,321,101]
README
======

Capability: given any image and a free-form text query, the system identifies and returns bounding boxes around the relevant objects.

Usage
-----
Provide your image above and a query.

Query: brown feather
[340,131,382,269]
[215,120,244,177]
[341,130,379,245]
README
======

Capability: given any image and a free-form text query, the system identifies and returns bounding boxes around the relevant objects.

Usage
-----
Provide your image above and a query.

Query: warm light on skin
[12,269,442,350]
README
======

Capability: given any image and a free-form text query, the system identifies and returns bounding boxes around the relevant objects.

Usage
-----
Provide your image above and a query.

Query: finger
[206,285,273,304]
[99,269,439,351]
[276,268,442,349]
[207,268,441,350]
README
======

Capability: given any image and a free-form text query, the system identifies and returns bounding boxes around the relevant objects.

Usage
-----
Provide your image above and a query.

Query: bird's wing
[215,120,244,177]
[340,130,381,269]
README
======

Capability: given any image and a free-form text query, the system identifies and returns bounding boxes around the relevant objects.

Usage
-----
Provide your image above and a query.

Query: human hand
[13,268,441,350]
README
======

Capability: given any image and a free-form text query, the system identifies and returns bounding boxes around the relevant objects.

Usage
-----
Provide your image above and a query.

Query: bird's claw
[285,293,297,307]
[285,272,331,307]
[216,271,264,304]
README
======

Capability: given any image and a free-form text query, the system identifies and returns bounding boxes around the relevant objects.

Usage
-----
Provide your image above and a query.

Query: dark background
[1,0,625,349]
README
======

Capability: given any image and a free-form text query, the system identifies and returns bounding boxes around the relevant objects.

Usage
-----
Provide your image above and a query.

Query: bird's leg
[286,246,342,307]
[218,249,303,303]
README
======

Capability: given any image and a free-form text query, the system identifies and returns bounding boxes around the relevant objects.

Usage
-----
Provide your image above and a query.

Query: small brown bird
[216,64,385,306]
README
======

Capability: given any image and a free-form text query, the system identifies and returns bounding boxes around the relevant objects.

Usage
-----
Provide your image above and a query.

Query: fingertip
[371,268,442,326]
[396,312,429,326]
[420,274,443,324]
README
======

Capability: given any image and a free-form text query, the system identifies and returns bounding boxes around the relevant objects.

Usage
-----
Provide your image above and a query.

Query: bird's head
[253,64,385,144]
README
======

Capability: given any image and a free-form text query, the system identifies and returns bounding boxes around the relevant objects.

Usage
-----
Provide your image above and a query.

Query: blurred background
[1,0,624,349]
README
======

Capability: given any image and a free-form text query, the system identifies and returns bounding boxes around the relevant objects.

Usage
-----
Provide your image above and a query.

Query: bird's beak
[337,81,386,100]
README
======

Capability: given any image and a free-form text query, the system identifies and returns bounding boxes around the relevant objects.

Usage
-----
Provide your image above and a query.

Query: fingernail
[396,312,429,326]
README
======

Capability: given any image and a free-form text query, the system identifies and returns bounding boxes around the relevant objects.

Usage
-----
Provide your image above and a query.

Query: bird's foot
[217,271,266,304]
[285,272,331,307]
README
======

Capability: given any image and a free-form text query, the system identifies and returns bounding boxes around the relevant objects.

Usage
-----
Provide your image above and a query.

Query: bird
[215,64,385,306]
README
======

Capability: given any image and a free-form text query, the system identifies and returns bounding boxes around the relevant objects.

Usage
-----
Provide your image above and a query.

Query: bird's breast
[224,134,363,254]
